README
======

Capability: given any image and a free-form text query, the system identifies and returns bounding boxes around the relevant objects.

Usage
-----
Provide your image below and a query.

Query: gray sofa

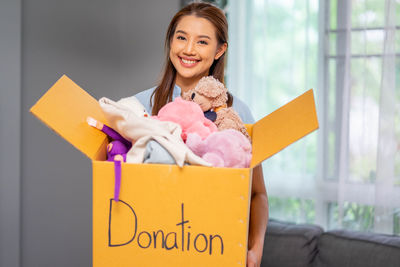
[261,219,400,267]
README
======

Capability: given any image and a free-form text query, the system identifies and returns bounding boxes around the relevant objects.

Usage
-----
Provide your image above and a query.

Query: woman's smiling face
[169,15,226,91]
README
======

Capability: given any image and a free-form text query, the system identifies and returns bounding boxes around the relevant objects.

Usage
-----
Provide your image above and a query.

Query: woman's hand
[247,249,260,267]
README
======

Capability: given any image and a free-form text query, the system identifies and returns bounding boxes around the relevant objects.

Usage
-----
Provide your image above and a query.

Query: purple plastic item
[107,141,129,162]
[102,124,131,148]
[113,160,121,202]
[100,124,132,162]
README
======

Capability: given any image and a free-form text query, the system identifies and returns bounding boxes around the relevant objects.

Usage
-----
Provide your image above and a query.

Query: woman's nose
[183,40,195,55]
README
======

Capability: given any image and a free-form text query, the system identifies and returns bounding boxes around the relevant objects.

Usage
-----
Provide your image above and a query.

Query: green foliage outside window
[269,197,315,224]
[328,202,375,232]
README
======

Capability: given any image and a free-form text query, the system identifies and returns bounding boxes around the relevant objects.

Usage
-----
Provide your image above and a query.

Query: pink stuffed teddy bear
[186,129,252,168]
[154,97,218,141]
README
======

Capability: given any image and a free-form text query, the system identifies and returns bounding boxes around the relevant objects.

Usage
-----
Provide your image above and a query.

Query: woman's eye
[198,40,208,45]
[177,36,186,41]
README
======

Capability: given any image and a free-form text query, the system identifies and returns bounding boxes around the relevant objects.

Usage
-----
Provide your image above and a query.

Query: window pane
[351,30,384,55]
[351,31,366,55]
[397,2,400,26]
[365,30,384,55]
[329,0,338,30]
[352,0,385,28]
[327,59,337,180]
[269,197,315,224]
[262,132,317,180]
[328,32,337,56]
[249,0,307,117]
[349,58,381,183]
[365,0,386,27]
[246,0,319,182]
[351,0,365,28]
[328,202,375,231]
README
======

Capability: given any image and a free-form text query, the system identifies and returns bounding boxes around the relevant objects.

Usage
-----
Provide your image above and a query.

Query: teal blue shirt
[135,84,255,124]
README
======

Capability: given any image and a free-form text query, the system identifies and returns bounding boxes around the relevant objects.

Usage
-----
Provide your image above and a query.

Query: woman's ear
[214,43,228,60]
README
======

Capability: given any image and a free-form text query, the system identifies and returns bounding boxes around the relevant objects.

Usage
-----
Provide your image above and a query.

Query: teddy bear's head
[182,76,228,111]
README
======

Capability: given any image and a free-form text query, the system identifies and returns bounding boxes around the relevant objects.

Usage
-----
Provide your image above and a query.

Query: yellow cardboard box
[30,75,318,267]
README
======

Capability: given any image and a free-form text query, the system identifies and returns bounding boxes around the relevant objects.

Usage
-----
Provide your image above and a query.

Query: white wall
[0,0,179,266]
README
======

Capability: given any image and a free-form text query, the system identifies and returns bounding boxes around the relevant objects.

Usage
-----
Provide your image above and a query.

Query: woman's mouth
[179,57,199,67]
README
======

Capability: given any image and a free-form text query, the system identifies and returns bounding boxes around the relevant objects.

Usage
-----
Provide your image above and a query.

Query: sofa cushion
[313,229,400,267]
[261,219,323,267]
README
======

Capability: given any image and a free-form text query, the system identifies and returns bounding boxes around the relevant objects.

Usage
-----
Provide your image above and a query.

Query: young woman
[135,3,268,266]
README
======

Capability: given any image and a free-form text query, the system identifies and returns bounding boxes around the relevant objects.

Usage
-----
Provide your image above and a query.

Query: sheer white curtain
[227,0,400,234]
[375,0,399,233]
[227,0,321,225]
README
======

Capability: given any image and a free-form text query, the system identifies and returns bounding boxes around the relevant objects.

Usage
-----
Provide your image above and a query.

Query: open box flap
[250,89,319,168]
[30,75,108,160]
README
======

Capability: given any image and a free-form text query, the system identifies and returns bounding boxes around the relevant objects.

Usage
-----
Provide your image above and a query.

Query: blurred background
[1,0,399,266]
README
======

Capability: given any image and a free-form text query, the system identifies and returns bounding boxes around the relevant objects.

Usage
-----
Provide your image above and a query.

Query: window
[228,0,400,234]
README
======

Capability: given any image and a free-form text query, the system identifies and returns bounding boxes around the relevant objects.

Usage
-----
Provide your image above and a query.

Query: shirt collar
[172,84,182,100]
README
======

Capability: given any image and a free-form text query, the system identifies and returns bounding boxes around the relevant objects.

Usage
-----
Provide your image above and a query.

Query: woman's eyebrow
[198,35,211,40]
[176,30,211,40]
[176,30,187,35]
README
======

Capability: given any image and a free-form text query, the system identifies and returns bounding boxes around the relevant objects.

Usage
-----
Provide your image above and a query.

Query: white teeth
[182,58,197,64]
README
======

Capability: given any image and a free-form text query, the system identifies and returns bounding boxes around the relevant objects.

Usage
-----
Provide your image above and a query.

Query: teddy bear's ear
[195,76,228,99]
[212,92,228,107]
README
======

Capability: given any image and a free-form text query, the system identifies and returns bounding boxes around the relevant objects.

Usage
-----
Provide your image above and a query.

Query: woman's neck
[175,77,200,94]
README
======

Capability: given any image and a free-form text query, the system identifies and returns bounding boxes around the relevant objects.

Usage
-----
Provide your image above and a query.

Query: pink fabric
[186,129,252,168]
[154,97,218,141]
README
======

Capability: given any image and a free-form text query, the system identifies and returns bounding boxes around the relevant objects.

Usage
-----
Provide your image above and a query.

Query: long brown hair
[151,2,232,115]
